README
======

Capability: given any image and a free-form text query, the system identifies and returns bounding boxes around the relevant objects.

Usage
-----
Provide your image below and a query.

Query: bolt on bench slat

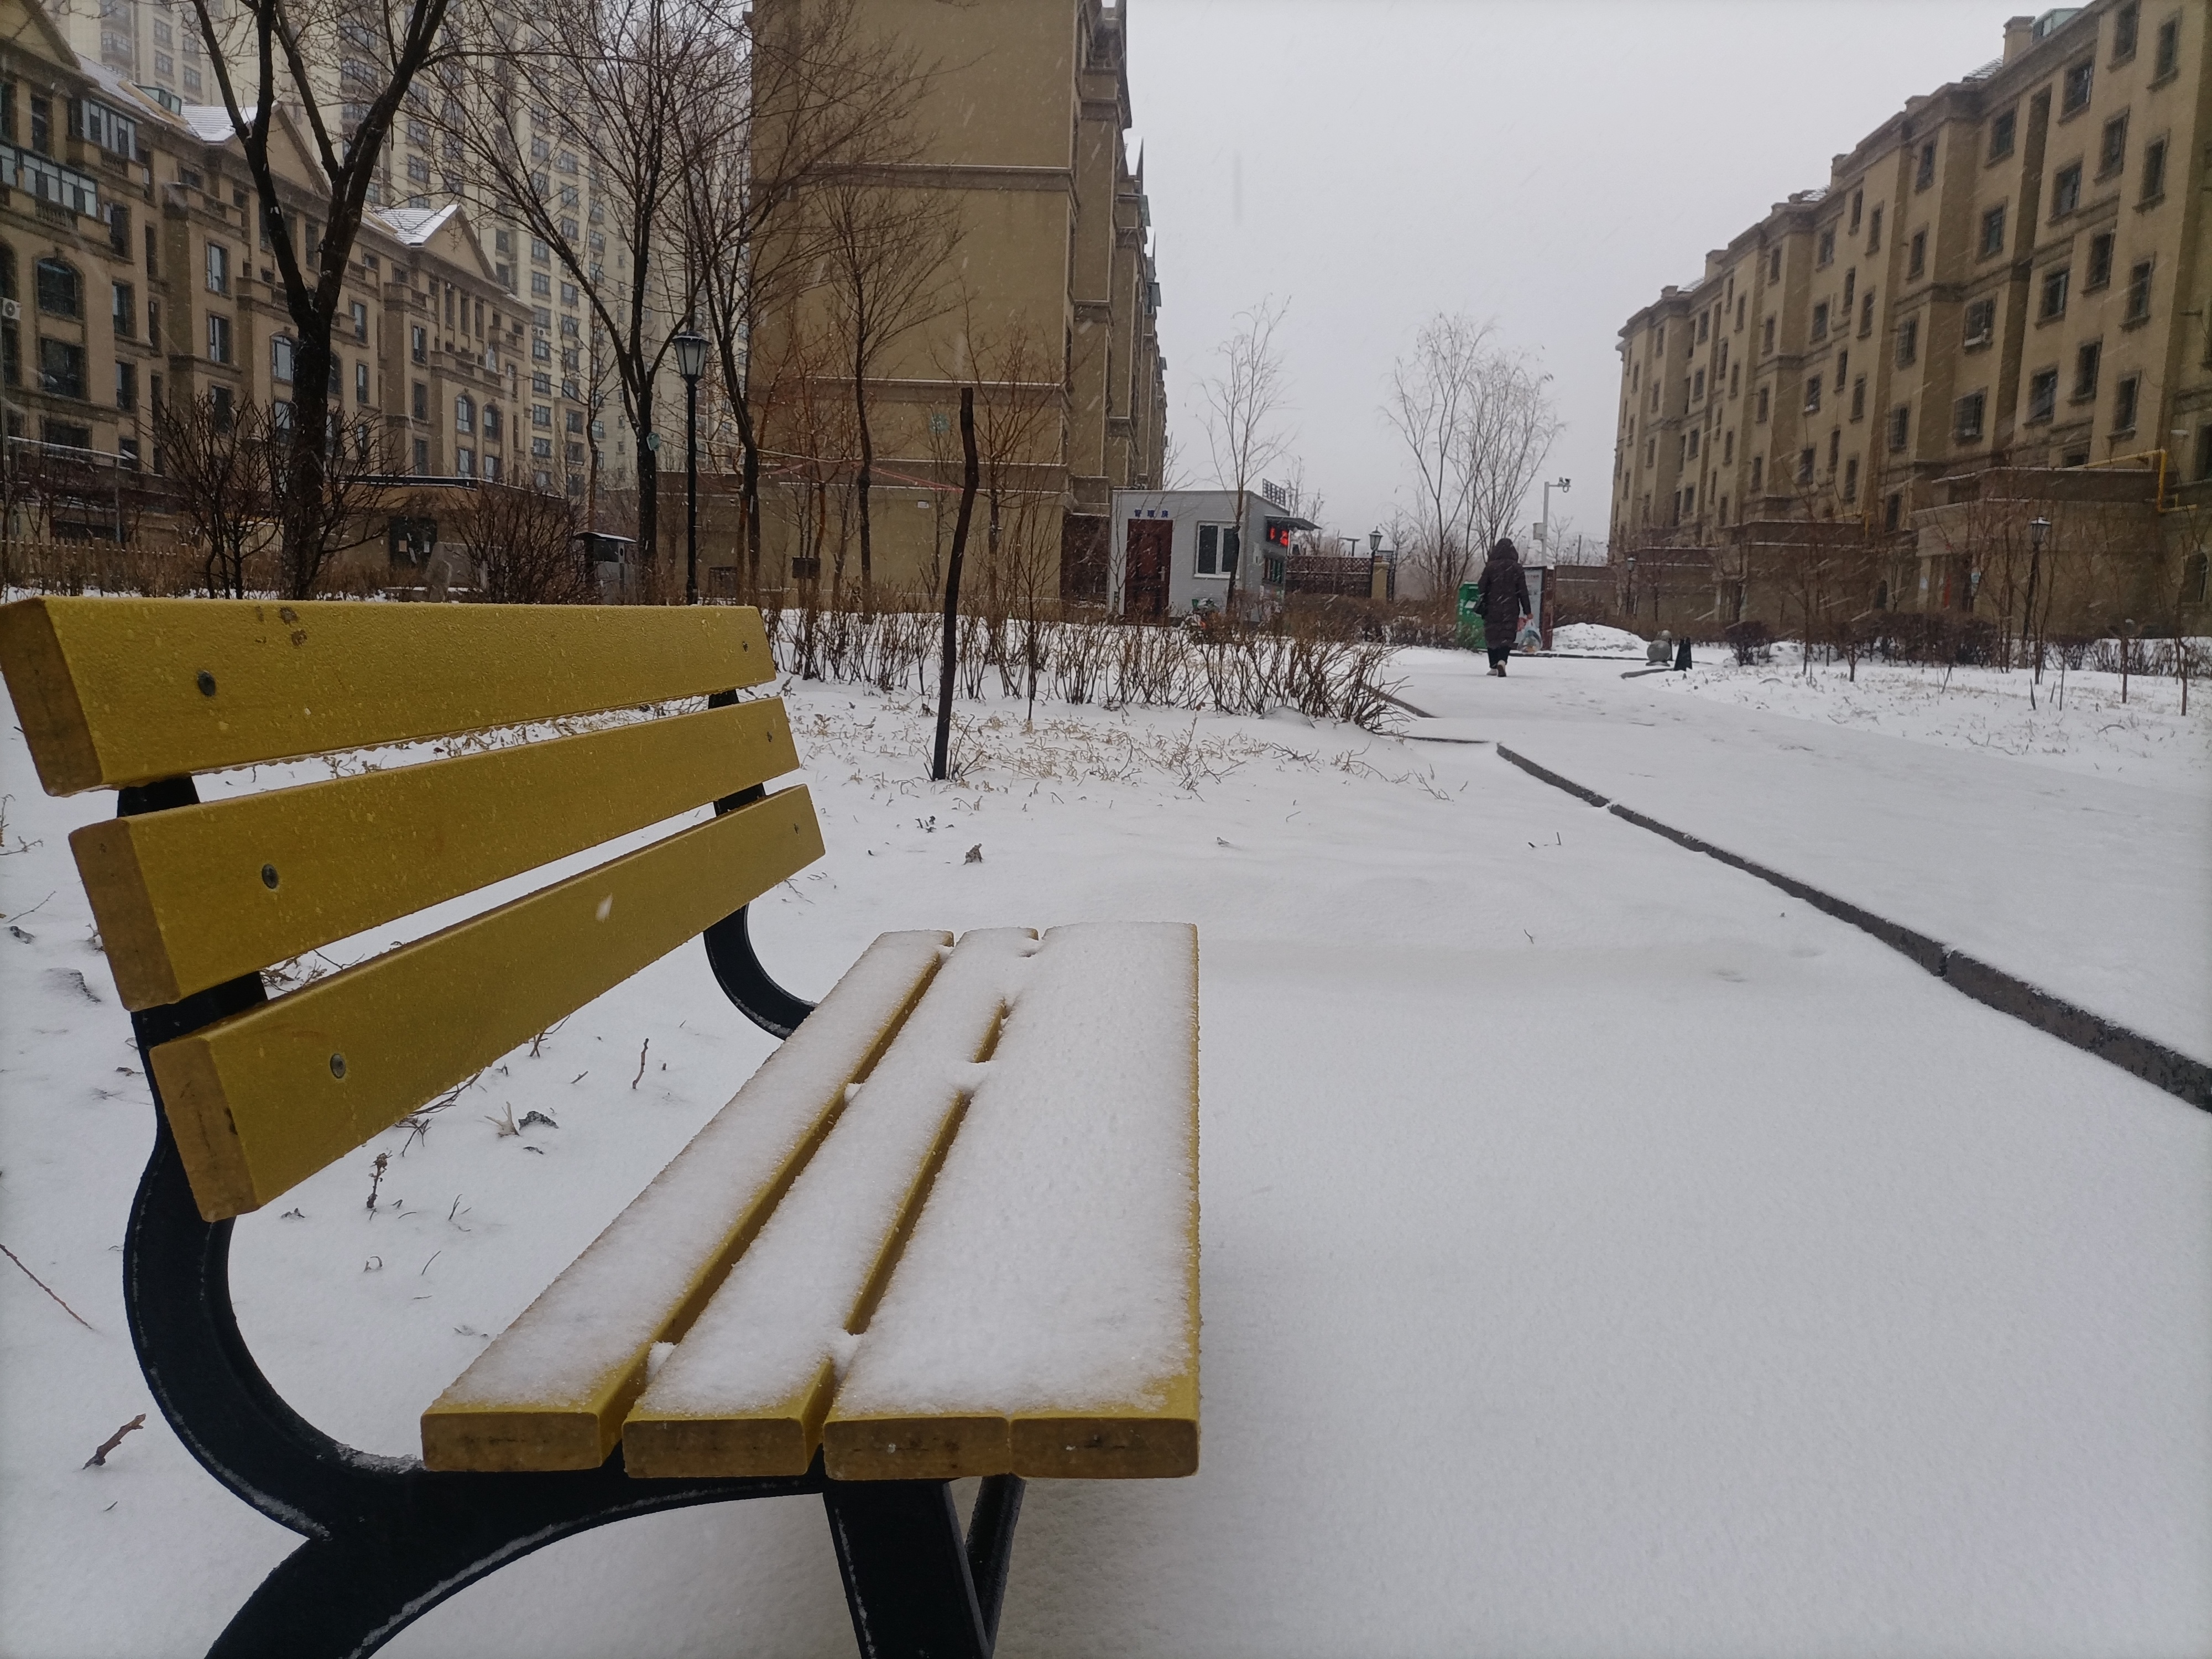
[150,789,824,1222]
[828,922,1199,1481]
[0,597,773,794]
[421,931,952,1473]
[73,700,799,1011]
[623,929,1038,1480]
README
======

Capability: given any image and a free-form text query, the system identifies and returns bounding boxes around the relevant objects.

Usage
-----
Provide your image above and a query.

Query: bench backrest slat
[0,598,774,793]
[151,787,825,1221]
[73,699,798,1011]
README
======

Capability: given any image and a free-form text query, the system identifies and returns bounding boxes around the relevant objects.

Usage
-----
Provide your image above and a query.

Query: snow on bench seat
[826,922,1198,1480]
[623,928,1039,1479]
[420,930,951,1472]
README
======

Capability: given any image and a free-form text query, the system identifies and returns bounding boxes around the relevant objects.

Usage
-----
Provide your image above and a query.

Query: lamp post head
[671,328,709,385]
[1554,477,1572,492]
[2029,515,2051,551]
[1369,528,1383,556]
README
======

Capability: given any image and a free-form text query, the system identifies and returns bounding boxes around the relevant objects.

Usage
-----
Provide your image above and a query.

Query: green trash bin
[1457,582,1487,653]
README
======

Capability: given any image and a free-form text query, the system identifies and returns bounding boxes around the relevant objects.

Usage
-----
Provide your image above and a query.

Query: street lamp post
[672,326,709,606]
[1539,477,1571,558]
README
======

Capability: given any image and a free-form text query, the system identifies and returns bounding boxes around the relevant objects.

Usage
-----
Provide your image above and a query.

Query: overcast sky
[1125,0,2012,555]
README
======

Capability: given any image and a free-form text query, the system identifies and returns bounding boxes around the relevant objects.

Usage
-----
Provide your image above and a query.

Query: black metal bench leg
[824,1479,995,1659]
[966,1475,1025,1647]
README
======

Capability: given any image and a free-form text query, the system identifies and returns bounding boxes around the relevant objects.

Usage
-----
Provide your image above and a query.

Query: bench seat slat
[420,931,951,1473]
[74,700,797,1011]
[0,597,774,794]
[824,923,1199,1480]
[149,787,824,1222]
[621,929,1037,1479]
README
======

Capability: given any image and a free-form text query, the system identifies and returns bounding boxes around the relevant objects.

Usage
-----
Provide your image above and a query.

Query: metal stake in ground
[932,386,980,783]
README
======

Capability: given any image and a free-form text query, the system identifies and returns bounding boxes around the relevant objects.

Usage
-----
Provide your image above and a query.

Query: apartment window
[485,405,503,439]
[356,361,372,405]
[1768,248,1782,281]
[2153,14,2179,78]
[2073,340,2101,400]
[413,437,429,474]
[35,258,81,318]
[1896,316,1918,366]
[2051,163,2082,217]
[1837,349,1848,388]
[2098,114,2129,180]
[406,325,425,364]
[206,313,231,363]
[1908,229,1927,278]
[533,372,552,395]
[351,300,369,341]
[1645,437,1656,465]
[2112,373,2140,434]
[1756,385,1770,422]
[1750,456,1764,491]
[1804,375,1822,414]
[2087,233,2116,289]
[1762,315,1776,354]
[34,337,85,399]
[1859,291,1875,336]
[531,436,553,459]
[2188,550,2211,604]
[1828,430,1841,473]
[1648,383,1659,413]
[2062,59,2094,114]
[1842,271,1856,310]
[1888,405,1910,452]
[1843,457,1860,502]
[2026,367,2059,422]
[455,394,473,433]
[205,242,228,294]
[1915,141,1936,190]
[1964,298,1996,346]
[1730,362,1741,398]
[1851,377,1866,421]
[1811,301,1829,341]
[533,402,553,427]
[531,271,551,298]
[110,280,134,337]
[2114,1,2140,60]
[1196,523,1239,577]
[2041,266,2070,318]
[531,238,551,264]
[1686,430,1700,460]
[1723,430,1734,463]
[1850,189,1864,233]
[1989,107,2017,161]
[270,335,296,384]
[1979,204,2007,258]
[566,409,586,434]
[1817,226,1836,266]
[456,446,474,477]
[1867,206,1883,252]
[1954,391,1986,440]
[411,380,427,420]
[1797,448,1815,485]
[1735,296,1746,331]
[2140,137,2166,201]
[2124,258,2153,324]
[1697,310,1710,344]
[2200,425,2212,481]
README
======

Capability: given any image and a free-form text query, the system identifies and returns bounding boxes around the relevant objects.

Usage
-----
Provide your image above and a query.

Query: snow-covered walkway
[2,660,2206,1657]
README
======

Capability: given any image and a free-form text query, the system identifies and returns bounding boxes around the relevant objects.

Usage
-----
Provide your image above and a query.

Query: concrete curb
[1493,745,2211,1113]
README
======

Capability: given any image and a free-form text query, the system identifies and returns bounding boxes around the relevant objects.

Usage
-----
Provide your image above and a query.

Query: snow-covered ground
[3,656,2208,1657]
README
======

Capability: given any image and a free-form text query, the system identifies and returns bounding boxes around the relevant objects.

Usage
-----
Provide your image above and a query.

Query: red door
[1126,520,1171,618]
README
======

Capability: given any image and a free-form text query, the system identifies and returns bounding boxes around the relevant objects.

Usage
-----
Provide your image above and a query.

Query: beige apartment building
[39,0,612,502]
[748,0,1169,601]
[1610,1,2211,634]
[4,0,544,575]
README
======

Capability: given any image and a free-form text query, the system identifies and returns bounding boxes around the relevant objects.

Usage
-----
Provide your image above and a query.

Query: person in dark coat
[1477,539,1532,675]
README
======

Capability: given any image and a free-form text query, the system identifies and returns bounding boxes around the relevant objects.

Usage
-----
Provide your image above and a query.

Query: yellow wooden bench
[0,596,1199,1659]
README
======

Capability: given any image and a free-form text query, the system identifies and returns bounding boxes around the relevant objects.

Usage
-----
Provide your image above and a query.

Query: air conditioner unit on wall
[1,299,18,320]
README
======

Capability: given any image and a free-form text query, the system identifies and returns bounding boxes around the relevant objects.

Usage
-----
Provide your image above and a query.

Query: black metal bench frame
[117,774,1025,1659]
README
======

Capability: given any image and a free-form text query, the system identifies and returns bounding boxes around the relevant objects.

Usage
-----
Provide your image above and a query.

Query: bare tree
[188,0,453,597]
[1198,295,1292,619]
[810,172,962,600]
[451,0,743,578]
[1462,346,1561,559]
[453,478,586,602]
[1382,311,1489,596]
[154,393,272,598]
